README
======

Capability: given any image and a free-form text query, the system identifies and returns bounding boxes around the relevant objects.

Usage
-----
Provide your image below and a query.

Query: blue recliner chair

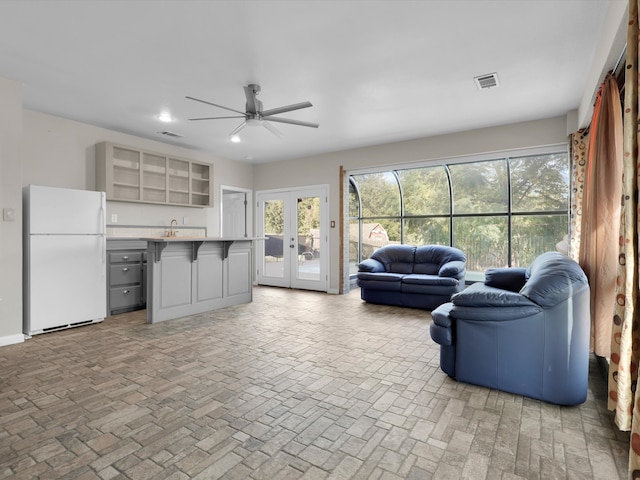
[430,252,590,405]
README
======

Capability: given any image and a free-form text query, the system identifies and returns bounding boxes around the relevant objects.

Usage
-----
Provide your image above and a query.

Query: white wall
[0,78,23,344]
[22,110,254,236]
[253,115,570,292]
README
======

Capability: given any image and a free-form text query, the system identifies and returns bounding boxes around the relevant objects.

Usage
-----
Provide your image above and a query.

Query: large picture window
[348,147,569,278]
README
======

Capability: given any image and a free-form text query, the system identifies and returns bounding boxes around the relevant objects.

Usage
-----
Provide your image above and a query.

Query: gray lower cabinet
[145,239,253,323]
[108,250,146,314]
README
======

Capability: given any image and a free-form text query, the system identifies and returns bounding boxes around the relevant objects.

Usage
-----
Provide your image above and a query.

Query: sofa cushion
[450,283,542,321]
[484,267,528,291]
[357,277,403,292]
[402,273,461,298]
[413,245,466,274]
[402,274,459,286]
[451,305,542,321]
[370,245,416,274]
[412,262,439,275]
[521,252,589,308]
[357,271,405,283]
[402,283,461,295]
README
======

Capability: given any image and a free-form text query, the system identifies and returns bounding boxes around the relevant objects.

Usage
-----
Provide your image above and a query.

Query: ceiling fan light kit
[187,84,318,141]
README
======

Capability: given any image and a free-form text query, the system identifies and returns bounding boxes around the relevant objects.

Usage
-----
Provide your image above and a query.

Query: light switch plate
[3,208,15,222]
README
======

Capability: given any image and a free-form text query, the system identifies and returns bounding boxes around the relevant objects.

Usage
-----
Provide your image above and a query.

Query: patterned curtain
[569,130,589,262]
[609,1,640,476]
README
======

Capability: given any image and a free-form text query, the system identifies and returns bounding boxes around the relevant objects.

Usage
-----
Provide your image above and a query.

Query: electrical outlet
[183,216,189,225]
[111,214,118,223]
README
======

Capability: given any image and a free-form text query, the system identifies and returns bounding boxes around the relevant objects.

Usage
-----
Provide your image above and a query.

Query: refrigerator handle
[100,193,106,264]
[100,193,106,235]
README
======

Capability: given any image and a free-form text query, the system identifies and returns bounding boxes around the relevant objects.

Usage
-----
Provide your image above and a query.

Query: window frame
[348,144,570,279]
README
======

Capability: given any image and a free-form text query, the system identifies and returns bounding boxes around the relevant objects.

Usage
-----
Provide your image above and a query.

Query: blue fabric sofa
[357,244,467,310]
[430,251,590,405]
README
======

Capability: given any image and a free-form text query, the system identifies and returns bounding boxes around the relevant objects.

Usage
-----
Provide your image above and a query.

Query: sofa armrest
[452,283,537,308]
[358,258,385,273]
[439,260,466,277]
[484,267,527,292]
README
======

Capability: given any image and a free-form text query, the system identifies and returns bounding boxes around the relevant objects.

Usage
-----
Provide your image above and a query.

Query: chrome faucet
[169,218,178,237]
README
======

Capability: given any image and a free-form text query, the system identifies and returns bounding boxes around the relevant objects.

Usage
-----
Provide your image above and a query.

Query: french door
[256,186,328,291]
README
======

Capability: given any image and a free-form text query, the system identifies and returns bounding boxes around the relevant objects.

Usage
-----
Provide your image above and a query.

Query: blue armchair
[430,252,590,405]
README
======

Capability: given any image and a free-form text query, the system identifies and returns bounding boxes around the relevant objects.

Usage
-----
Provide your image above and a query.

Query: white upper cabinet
[96,142,213,207]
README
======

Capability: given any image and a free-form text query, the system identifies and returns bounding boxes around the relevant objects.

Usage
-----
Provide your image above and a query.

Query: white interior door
[257,186,328,291]
[221,186,252,237]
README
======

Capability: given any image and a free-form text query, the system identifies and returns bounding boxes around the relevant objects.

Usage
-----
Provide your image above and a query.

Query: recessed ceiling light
[157,112,174,122]
[230,135,241,143]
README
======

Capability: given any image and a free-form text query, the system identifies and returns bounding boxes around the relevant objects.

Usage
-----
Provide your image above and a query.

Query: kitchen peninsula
[144,237,254,323]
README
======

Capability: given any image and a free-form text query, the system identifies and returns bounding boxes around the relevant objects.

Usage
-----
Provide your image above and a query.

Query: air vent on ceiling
[474,72,500,90]
[158,130,184,138]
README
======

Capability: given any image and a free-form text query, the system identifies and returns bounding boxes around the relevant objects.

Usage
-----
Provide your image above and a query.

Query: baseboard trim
[0,333,25,347]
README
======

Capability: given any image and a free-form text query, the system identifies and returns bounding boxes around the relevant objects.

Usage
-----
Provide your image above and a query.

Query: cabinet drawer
[110,285,142,309]
[109,252,142,264]
[110,264,142,285]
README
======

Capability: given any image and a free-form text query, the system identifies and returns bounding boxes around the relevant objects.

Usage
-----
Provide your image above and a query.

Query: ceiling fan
[186,84,319,139]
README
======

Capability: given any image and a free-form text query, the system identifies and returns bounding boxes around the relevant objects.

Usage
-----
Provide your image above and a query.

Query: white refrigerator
[24,185,107,335]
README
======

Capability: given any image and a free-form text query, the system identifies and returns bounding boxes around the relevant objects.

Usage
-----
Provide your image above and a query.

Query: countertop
[141,237,259,242]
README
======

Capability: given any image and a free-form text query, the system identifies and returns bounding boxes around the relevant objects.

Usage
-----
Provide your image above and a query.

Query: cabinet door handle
[122,256,129,260]
[122,267,129,272]
[123,290,130,294]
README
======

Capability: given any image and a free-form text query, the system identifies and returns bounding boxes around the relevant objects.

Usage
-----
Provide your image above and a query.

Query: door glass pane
[511,214,568,267]
[296,196,320,281]
[449,160,508,214]
[263,199,284,278]
[453,216,508,271]
[510,153,569,212]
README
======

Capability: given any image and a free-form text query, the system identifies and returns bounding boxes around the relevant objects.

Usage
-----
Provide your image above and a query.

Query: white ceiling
[0,0,614,164]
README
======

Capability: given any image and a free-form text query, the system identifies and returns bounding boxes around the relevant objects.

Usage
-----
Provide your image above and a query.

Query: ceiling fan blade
[188,115,246,121]
[185,96,245,115]
[262,121,284,138]
[244,85,259,114]
[230,120,247,137]
[263,116,319,128]
[261,101,313,117]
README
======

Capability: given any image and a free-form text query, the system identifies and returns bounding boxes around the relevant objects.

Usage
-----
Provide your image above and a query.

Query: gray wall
[0,78,23,344]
